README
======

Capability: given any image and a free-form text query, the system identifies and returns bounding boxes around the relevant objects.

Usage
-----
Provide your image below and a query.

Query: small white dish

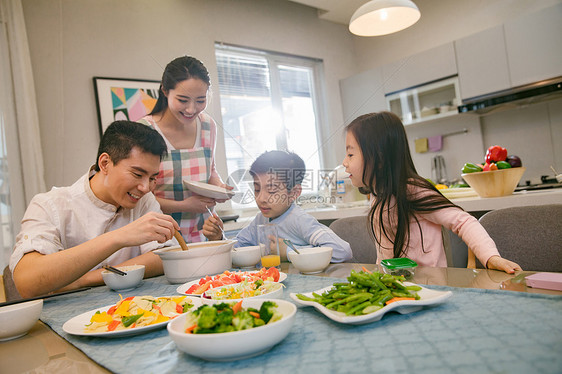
[290,283,452,325]
[183,180,235,200]
[167,298,296,361]
[287,246,332,274]
[176,271,288,296]
[62,296,199,338]
[0,299,43,341]
[102,264,145,291]
[232,246,261,268]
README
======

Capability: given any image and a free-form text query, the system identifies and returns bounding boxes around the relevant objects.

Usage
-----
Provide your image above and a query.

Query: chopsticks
[102,265,127,276]
[0,287,92,308]
[174,230,189,251]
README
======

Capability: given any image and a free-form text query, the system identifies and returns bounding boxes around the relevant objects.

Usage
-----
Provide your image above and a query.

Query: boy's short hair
[95,120,167,171]
[249,151,306,190]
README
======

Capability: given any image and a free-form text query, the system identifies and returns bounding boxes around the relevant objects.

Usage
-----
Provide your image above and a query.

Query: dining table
[1,263,561,374]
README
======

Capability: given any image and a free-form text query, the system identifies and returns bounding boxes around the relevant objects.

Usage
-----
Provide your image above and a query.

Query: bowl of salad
[167,299,297,361]
[200,280,283,305]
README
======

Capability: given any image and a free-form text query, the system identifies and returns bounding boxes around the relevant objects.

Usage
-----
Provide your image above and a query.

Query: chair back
[329,216,377,263]
[475,204,562,272]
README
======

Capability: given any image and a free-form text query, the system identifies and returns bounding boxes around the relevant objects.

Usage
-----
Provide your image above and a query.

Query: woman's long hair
[149,56,210,115]
[345,112,459,258]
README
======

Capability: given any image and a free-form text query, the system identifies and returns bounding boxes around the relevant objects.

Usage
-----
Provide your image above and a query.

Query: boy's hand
[117,212,178,246]
[486,255,522,274]
[202,214,224,241]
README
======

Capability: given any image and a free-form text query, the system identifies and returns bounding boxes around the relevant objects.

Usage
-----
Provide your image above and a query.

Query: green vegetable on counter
[461,162,483,174]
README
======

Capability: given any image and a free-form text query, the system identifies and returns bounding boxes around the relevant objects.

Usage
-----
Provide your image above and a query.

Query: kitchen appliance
[458,76,562,114]
[327,165,365,204]
[431,155,448,184]
[515,175,562,192]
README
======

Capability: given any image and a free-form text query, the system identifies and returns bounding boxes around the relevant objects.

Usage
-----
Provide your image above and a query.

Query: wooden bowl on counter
[461,167,526,198]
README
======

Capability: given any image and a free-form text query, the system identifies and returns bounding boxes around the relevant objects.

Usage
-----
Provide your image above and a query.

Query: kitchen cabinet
[339,67,386,122]
[385,76,460,125]
[504,3,562,87]
[382,43,457,95]
[454,25,512,100]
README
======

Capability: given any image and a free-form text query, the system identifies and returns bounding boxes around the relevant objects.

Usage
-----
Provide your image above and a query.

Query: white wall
[21,0,358,189]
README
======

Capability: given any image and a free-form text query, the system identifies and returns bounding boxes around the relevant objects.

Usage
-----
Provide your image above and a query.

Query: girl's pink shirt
[373,186,500,267]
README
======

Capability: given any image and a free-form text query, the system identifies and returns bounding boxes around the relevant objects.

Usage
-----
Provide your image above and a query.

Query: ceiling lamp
[349,0,421,36]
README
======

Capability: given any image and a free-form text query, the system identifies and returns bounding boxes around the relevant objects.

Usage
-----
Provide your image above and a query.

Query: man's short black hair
[95,120,167,171]
[249,150,306,191]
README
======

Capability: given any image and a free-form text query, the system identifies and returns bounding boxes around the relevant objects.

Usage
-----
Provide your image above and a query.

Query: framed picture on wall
[93,77,160,136]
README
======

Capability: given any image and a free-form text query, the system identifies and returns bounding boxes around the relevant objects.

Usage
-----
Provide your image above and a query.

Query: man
[10,121,179,297]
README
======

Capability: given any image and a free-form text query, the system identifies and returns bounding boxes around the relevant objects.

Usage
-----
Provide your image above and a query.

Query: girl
[342,112,521,273]
[139,56,231,242]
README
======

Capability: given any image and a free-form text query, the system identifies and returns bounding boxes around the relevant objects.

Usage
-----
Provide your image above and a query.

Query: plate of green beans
[290,270,452,325]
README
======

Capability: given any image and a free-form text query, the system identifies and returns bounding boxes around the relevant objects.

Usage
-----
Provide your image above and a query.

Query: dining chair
[329,216,377,263]
[2,266,21,301]
[467,204,562,272]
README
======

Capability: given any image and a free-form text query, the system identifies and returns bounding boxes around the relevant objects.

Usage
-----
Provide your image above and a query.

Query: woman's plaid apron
[139,114,212,243]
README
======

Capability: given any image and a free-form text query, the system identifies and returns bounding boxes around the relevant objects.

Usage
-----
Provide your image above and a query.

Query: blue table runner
[40,274,562,374]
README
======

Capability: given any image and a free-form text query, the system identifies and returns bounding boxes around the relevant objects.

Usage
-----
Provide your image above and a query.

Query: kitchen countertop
[223,188,562,232]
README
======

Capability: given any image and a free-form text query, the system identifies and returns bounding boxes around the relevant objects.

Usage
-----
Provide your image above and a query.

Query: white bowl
[154,240,235,284]
[287,246,333,274]
[232,246,261,268]
[101,264,145,291]
[167,298,296,361]
[0,299,43,341]
[200,281,284,305]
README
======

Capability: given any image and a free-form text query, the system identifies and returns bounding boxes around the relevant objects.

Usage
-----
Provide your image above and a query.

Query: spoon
[282,239,301,254]
[550,165,558,175]
[102,265,127,276]
[206,206,227,241]
[174,230,189,251]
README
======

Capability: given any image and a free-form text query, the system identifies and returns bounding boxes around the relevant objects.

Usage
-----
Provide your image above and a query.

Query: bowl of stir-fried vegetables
[167,299,296,361]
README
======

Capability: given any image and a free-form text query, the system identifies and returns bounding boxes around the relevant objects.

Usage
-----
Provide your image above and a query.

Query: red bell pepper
[485,145,507,164]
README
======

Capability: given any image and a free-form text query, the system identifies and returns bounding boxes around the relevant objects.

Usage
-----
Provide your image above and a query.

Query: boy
[11,121,179,297]
[203,151,352,262]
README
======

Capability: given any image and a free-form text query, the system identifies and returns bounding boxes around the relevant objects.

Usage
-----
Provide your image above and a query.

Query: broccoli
[259,301,279,324]
[197,305,218,329]
[232,310,255,331]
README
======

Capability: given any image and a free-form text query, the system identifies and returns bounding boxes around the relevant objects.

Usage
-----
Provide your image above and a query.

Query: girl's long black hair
[345,112,460,258]
[149,56,210,115]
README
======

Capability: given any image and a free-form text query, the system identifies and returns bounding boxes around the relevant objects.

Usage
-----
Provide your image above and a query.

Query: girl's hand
[202,214,224,241]
[486,255,522,274]
[185,195,216,213]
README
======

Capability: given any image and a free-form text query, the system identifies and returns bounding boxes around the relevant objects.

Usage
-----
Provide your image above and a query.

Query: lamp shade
[349,0,421,36]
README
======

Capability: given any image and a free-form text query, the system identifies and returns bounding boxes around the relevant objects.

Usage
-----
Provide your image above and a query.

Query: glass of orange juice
[257,223,280,269]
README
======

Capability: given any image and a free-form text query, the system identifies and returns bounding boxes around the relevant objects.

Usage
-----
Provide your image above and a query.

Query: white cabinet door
[339,67,386,123]
[504,3,562,87]
[455,25,511,100]
[382,43,457,94]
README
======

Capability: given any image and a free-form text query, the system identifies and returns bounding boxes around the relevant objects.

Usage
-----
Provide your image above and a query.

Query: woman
[139,56,231,242]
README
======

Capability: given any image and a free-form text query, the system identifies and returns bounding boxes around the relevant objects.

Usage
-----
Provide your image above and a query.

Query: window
[214,44,326,209]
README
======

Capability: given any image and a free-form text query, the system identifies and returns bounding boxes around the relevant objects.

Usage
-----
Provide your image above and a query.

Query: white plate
[289,282,452,325]
[62,297,200,338]
[183,180,235,200]
[176,271,288,296]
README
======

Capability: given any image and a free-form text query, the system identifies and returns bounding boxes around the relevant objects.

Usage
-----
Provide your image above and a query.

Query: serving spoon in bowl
[174,230,189,251]
[283,239,301,254]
